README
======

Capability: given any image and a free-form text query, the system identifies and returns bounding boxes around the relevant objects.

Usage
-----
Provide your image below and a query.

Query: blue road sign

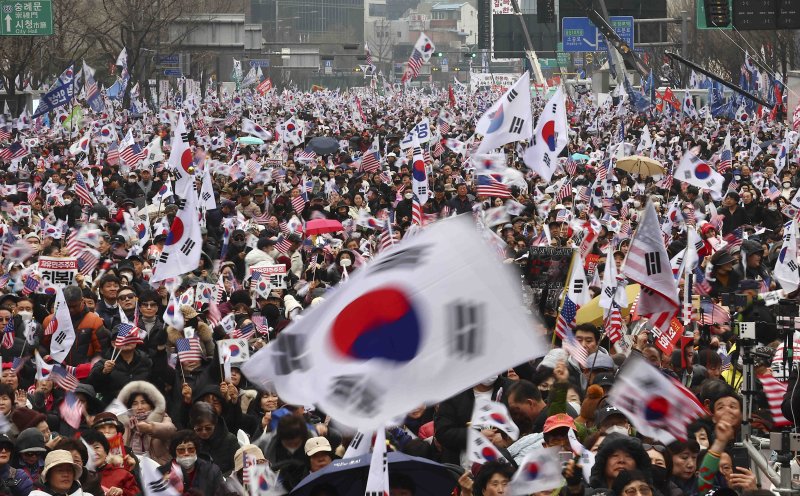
[561,16,634,53]
[163,68,182,77]
[249,59,270,68]
[157,54,180,66]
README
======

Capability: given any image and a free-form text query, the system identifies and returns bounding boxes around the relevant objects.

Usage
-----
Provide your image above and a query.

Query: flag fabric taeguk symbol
[241,217,550,429]
[510,447,565,494]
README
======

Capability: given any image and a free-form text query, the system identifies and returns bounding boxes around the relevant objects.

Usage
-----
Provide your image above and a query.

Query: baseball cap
[595,405,627,425]
[585,352,615,371]
[304,437,332,456]
[543,413,576,433]
[592,372,616,387]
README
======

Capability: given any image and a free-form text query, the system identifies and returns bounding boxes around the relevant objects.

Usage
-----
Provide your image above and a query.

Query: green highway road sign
[1,0,53,36]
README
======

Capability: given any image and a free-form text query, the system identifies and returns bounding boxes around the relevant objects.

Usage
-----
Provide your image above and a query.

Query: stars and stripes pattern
[563,327,587,368]
[757,373,792,428]
[718,146,732,173]
[73,171,95,206]
[21,277,39,296]
[411,195,423,226]
[77,249,100,276]
[232,322,255,340]
[360,149,381,173]
[554,296,577,340]
[120,142,145,166]
[605,305,623,344]
[564,157,578,176]
[291,194,306,214]
[555,183,572,203]
[723,227,743,250]
[114,323,144,347]
[51,365,80,392]
[1,320,13,349]
[176,337,203,364]
[476,174,511,198]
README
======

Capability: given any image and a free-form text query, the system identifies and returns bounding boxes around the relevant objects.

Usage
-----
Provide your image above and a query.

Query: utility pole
[509,0,547,88]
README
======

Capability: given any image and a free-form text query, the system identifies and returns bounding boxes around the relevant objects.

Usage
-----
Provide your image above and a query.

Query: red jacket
[97,463,141,495]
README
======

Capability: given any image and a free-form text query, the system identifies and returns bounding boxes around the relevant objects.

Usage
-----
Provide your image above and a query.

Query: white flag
[278,117,304,146]
[599,242,626,312]
[775,219,799,295]
[162,291,184,332]
[364,428,389,494]
[775,132,793,175]
[241,117,271,141]
[69,131,91,156]
[199,171,217,210]
[241,216,550,428]
[467,427,508,464]
[167,114,193,190]
[523,86,569,182]
[217,338,250,364]
[48,287,76,364]
[682,90,699,119]
[567,251,590,307]
[411,134,429,205]
[476,72,533,154]
[510,447,566,494]
[150,180,202,283]
[674,148,724,200]
[637,124,652,152]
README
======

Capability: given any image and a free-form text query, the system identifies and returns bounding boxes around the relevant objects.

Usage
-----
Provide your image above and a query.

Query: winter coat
[116,381,176,465]
[195,417,240,474]
[86,349,153,401]
[0,464,33,496]
[96,463,140,495]
[588,434,653,491]
[29,481,92,496]
[41,310,106,367]
[95,300,121,332]
[165,306,215,359]
[158,458,223,496]
[433,377,515,465]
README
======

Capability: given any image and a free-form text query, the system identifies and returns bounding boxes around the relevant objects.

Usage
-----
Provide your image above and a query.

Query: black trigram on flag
[371,245,428,274]
[645,252,661,276]
[158,252,169,265]
[509,116,525,134]
[175,198,187,210]
[506,88,518,102]
[148,479,172,493]
[349,432,365,451]
[448,301,484,358]
[53,331,67,345]
[201,191,212,202]
[273,334,308,375]
[180,132,190,143]
[329,375,381,416]
[180,239,196,256]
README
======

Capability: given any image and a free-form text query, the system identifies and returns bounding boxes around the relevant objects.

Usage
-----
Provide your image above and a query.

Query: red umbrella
[304,218,344,235]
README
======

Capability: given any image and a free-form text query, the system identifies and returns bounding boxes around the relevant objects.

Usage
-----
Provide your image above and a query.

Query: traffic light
[464,52,476,60]
[697,0,732,29]
[537,0,555,24]
[436,52,443,57]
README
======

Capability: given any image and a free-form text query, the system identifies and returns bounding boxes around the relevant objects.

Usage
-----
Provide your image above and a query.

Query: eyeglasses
[642,444,667,454]
[175,446,196,455]
[118,294,136,301]
[623,485,652,496]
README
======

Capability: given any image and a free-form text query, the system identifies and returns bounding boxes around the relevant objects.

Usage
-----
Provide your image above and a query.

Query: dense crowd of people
[0,71,794,496]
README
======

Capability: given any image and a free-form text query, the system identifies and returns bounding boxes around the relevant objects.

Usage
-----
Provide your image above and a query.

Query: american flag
[104,143,120,166]
[718,146,733,173]
[51,365,80,392]
[28,180,40,204]
[723,227,743,249]
[767,185,781,201]
[0,142,26,161]
[605,305,623,344]
[438,117,451,135]
[476,174,511,198]
[74,171,95,206]
[291,195,307,215]
[296,148,317,162]
[365,43,373,66]
[1,320,13,349]
[59,392,83,428]
[176,337,203,364]
[620,202,630,219]
[554,296,577,340]
[727,179,739,193]
[411,195,423,226]
[120,143,145,166]
[275,234,292,254]
[378,219,396,252]
[114,323,144,347]
[252,315,270,336]
[233,322,255,340]
[11,356,27,375]
[657,172,674,191]
[77,249,99,276]
[563,326,588,368]
[757,373,792,427]
[433,139,445,158]
[21,277,39,296]
[564,157,578,176]
[577,186,591,203]
[555,183,572,203]
[0,126,10,142]
[403,49,426,82]
[224,114,237,126]
[360,150,381,173]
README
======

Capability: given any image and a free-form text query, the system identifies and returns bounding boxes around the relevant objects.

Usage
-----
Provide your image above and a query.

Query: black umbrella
[290,452,457,496]
[308,136,340,155]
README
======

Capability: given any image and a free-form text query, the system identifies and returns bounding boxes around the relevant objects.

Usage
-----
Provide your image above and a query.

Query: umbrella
[308,136,340,155]
[236,136,264,145]
[305,218,344,235]
[615,155,665,177]
[290,452,457,496]
[571,153,590,162]
[576,284,641,326]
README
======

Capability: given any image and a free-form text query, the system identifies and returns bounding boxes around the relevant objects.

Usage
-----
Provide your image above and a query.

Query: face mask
[633,200,641,208]
[651,466,668,485]
[568,401,581,414]
[17,311,32,322]
[605,425,629,436]
[63,199,72,205]
[404,192,413,200]
[540,389,549,401]
[769,205,778,211]
[176,455,197,469]
[128,179,136,183]
[784,182,792,188]
[479,375,498,387]
[339,258,352,268]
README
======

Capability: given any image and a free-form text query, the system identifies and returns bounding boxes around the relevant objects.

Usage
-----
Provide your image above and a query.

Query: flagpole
[552,250,579,346]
